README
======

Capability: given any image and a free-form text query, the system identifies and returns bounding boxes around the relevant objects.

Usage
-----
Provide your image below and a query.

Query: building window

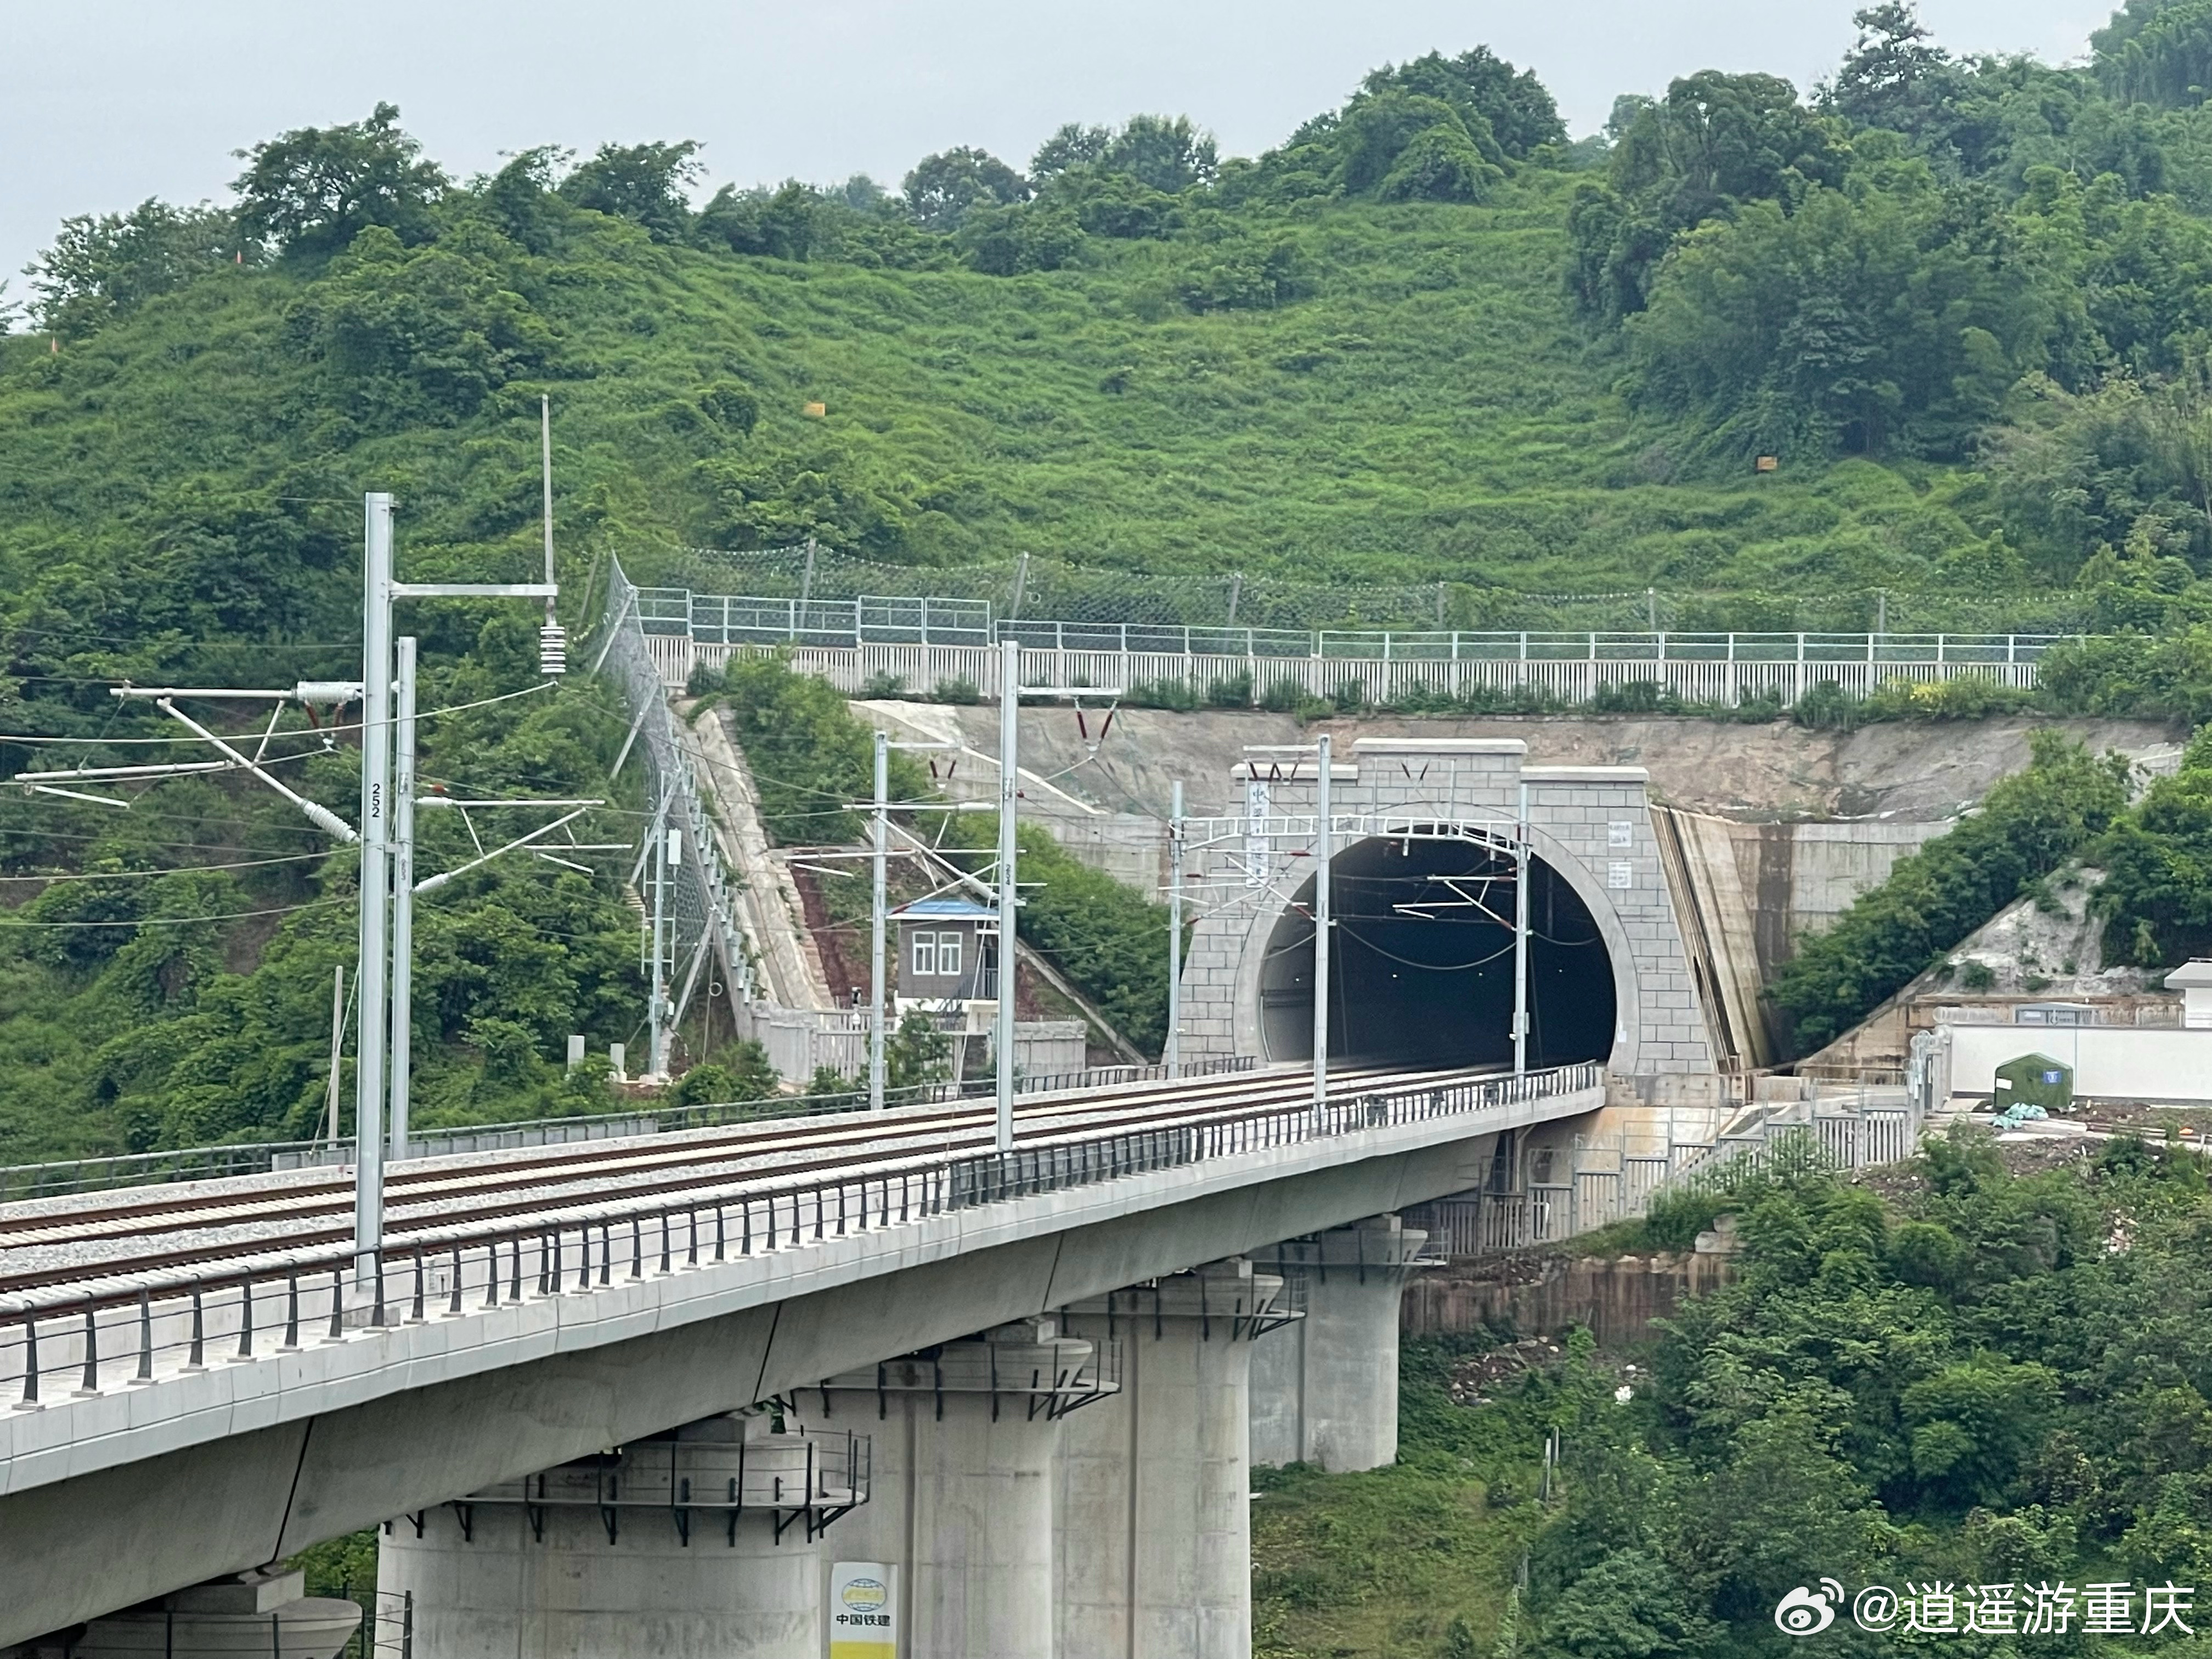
[912,932,938,977]
[937,930,961,979]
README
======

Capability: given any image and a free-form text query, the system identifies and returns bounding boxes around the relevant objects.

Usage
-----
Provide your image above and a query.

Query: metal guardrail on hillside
[639,589,2072,667]
[4,1062,1602,1404]
[1407,1086,1923,1255]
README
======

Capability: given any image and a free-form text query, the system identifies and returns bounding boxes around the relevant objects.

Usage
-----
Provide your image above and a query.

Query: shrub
[1791,680,1862,730]
[717,654,930,843]
[1127,676,1199,711]
[1861,675,2037,720]
[669,1041,778,1106]
[1205,672,1254,708]
[1591,678,1684,714]
[931,675,982,704]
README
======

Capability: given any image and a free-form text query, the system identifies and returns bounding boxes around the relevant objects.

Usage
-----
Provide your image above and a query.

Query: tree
[285,227,552,425]
[1535,1551,1711,1659]
[1901,1357,2060,1506]
[2096,0,2212,108]
[902,148,1028,232]
[884,1012,950,1092]
[26,200,240,338]
[1031,123,1111,182]
[1826,4,1953,137]
[232,101,447,258]
[476,146,575,255]
[960,203,1084,275]
[697,182,820,260]
[1378,125,1503,203]
[669,1042,778,1107]
[1571,71,1849,320]
[557,141,702,242]
[1337,93,1502,198]
[1099,115,1218,193]
[1361,47,1566,160]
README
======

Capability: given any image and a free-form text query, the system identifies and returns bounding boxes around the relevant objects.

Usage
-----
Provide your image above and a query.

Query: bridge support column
[69,1569,360,1659]
[377,1413,862,1659]
[1054,1259,1289,1659]
[1250,1216,1430,1472]
[815,1319,1109,1659]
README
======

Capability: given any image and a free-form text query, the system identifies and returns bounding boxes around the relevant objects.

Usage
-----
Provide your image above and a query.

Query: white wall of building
[1943,1023,2212,1106]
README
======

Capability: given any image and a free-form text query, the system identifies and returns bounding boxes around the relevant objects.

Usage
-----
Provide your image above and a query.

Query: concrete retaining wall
[1402,1251,1734,1348]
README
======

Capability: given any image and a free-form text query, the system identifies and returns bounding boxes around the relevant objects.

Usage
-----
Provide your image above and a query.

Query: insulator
[539,623,568,678]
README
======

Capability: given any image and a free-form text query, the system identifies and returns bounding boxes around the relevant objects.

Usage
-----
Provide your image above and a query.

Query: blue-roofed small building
[895,896,1000,1007]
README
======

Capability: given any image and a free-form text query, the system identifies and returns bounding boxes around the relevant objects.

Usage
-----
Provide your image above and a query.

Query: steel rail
[0,1060,1391,1245]
[0,1064,1503,1294]
[5,1062,1598,1336]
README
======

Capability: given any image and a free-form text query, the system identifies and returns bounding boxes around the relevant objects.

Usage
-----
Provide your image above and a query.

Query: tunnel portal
[1258,832,1617,1071]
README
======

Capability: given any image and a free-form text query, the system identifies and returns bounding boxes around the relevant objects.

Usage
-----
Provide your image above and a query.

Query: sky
[3,0,2116,304]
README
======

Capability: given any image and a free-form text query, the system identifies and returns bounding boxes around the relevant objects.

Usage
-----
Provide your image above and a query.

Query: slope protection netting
[667,544,2090,636]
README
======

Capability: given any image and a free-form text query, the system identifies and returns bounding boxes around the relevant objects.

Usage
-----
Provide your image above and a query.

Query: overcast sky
[4,0,2114,301]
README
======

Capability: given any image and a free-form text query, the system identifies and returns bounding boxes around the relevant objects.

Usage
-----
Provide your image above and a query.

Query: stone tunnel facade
[1178,736,1715,1075]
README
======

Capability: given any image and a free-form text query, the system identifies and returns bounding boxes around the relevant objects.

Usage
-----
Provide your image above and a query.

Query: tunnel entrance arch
[1257,830,1617,1071]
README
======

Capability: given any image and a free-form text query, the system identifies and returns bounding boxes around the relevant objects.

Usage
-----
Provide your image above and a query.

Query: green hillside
[19,11,2212,1162]
[2,167,2015,625]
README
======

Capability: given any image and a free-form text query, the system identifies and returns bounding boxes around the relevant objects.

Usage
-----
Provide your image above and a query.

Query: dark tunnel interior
[1258,832,1617,1071]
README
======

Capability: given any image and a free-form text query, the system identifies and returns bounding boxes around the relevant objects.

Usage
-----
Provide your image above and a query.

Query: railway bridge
[0,1059,1609,1659]
[0,729,1753,1659]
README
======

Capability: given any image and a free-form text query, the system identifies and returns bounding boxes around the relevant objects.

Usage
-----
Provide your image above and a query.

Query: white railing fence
[1406,1084,1924,1256]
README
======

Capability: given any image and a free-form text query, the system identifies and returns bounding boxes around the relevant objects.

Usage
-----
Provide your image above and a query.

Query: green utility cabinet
[1993,1052,2073,1113]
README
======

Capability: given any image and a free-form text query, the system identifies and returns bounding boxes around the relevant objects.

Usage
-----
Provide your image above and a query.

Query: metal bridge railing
[2,1062,1601,1408]
[637,587,2074,667]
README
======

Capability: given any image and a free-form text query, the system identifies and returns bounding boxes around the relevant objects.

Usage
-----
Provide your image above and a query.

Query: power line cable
[0,898,352,929]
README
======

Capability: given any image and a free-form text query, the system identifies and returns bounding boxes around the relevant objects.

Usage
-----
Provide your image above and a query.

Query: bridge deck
[0,1060,1606,1646]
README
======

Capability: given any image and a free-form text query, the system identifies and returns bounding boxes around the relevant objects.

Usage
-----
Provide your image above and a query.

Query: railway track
[0,1062,1503,1296]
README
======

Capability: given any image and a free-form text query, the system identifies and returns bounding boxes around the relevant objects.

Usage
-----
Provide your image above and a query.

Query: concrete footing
[1056,1260,1289,1659]
[1250,1216,1430,1472]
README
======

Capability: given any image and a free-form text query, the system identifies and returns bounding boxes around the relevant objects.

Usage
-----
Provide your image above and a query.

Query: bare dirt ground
[864,703,2180,824]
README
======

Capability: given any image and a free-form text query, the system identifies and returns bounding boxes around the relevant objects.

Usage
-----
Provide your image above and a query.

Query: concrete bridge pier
[377,1413,858,1659]
[812,1319,1107,1659]
[1249,1216,1430,1472]
[1053,1260,1289,1659]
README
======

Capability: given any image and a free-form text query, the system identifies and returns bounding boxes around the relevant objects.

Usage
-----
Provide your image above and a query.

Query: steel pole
[996,637,1019,1152]
[388,636,417,1158]
[1311,734,1331,1118]
[325,963,345,1148]
[870,729,888,1113]
[1166,779,1184,1080]
[540,396,557,624]
[1514,780,1530,1076]
[354,494,393,1289]
[648,793,671,1079]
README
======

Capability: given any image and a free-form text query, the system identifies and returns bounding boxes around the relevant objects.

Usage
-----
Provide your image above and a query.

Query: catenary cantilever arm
[155,699,359,843]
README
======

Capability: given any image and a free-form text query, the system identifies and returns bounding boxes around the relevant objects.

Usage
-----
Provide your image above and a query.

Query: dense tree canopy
[232,101,447,258]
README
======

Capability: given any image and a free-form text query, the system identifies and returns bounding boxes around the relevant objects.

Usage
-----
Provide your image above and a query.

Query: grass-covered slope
[0,171,2018,651]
